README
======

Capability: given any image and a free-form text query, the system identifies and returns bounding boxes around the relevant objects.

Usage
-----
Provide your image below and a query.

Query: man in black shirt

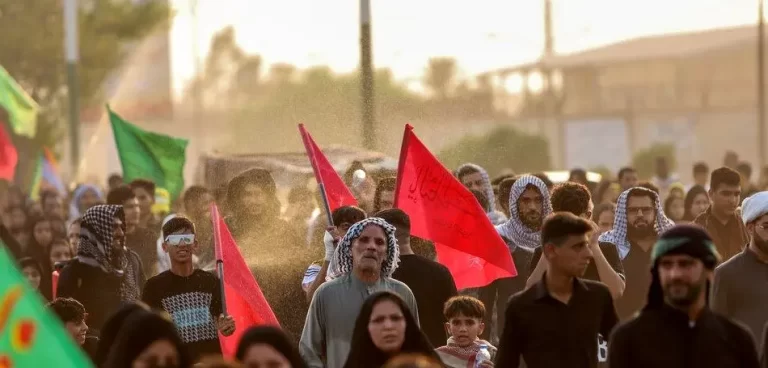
[496,212,619,368]
[528,182,625,299]
[608,225,759,368]
[379,208,458,347]
[142,216,235,361]
[598,187,675,320]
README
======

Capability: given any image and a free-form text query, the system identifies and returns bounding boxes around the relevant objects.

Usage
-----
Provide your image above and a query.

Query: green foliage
[438,126,551,177]
[0,0,170,150]
[631,143,676,179]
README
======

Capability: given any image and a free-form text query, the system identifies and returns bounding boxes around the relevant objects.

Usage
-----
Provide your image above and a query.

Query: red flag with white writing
[212,204,279,357]
[394,124,516,289]
[298,124,357,211]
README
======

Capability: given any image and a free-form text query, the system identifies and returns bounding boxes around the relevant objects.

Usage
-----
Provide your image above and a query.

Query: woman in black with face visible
[343,291,442,368]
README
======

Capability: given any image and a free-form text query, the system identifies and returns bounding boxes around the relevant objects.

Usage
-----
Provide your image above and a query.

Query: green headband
[650,236,720,266]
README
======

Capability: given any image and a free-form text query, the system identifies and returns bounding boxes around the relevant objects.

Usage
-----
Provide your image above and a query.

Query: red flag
[211,204,280,357]
[394,124,516,289]
[298,124,357,212]
[52,270,59,299]
[0,123,18,180]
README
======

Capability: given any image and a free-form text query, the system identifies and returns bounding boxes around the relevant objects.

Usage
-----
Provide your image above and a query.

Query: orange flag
[394,124,516,289]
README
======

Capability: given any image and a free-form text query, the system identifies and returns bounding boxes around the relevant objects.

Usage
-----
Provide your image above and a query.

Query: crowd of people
[2,149,768,367]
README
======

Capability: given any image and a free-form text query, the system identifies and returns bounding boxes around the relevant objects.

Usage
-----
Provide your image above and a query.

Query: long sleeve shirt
[299,273,419,368]
[608,306,759,368]
[712,248,768,349]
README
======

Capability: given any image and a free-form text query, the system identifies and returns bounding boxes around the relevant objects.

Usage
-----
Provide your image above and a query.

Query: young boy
[436,296,496,368]
[141,216,235,362]
[48,297,98,361]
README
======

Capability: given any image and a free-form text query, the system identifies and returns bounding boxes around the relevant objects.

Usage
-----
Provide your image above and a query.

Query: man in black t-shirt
[496,213,619,368]
[527,182,626,299]
[379,208,458,347]
[142,216,235,361]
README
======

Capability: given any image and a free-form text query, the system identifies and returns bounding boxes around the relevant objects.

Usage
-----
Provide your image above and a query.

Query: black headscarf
[103,309,192,368]
[344,292,442,368]
[235,326,307,368]
[77,205,139,302]
[94,302,150,367]
[644,224,721,310]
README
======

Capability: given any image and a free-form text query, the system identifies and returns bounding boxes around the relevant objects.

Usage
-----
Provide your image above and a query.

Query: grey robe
[299,273,419,368]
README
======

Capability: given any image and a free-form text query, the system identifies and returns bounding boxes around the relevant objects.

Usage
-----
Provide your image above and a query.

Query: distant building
[483,25,765,180]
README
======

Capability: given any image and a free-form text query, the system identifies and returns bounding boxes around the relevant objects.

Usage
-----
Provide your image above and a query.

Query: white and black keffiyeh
[326,217,400,281]
[495,175,552,251]
[456,163,508,225]
[598,187,675,259]
[77,204,140,301]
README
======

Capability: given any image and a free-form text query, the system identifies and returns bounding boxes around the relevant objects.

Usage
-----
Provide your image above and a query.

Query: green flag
[0,65,38,138]
[108,105,188,200]
[0,244,94,367]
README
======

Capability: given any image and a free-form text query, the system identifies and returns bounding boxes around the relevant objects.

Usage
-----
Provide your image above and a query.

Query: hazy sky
[168,0,757,97]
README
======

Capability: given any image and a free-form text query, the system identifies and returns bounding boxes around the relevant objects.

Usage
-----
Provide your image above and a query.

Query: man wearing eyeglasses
[598,187,675,321]
[141,216,236,362]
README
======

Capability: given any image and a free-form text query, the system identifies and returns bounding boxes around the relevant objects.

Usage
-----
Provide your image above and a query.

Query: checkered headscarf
[495,175,552,251]
[598,187,675,259]
[327,217,400,280]
[77,204,140,301]
[456,163,508,225]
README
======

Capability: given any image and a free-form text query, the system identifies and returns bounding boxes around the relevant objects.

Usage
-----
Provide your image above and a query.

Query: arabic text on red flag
[394,124,516,289]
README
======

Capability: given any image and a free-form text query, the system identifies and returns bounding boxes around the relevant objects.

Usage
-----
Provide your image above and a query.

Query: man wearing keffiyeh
[456,163,508,225]
[56,204,145,335]
[598,187,674,320]
[299,217,419,368]
[473,175,551,342]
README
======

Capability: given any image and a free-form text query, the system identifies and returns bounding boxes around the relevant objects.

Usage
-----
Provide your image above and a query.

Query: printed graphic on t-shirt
[160,291,218,343]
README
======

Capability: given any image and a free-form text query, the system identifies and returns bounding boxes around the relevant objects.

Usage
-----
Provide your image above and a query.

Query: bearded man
[608,225,759,368]
[712,191,768,349]
[598,187,674,320]
[299,217,418,368]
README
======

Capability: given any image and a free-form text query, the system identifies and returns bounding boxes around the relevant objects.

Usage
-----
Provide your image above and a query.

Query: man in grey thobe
[299,217,419,368]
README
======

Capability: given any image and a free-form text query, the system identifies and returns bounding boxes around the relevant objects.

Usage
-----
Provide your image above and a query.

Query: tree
[438,126,551,177]
[631,143,676,180]
[423,57,457,100]
[0,0,170,149]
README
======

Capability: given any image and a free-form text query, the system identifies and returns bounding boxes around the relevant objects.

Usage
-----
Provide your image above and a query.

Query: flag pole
[298,124,335,227]
[211,204,227,315]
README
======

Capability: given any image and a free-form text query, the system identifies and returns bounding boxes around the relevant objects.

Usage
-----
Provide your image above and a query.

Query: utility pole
[360,0,376,150]
[758,0,766,169]
[191,0,204,160]
[543,0,563,167]
[64,0,80,180]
